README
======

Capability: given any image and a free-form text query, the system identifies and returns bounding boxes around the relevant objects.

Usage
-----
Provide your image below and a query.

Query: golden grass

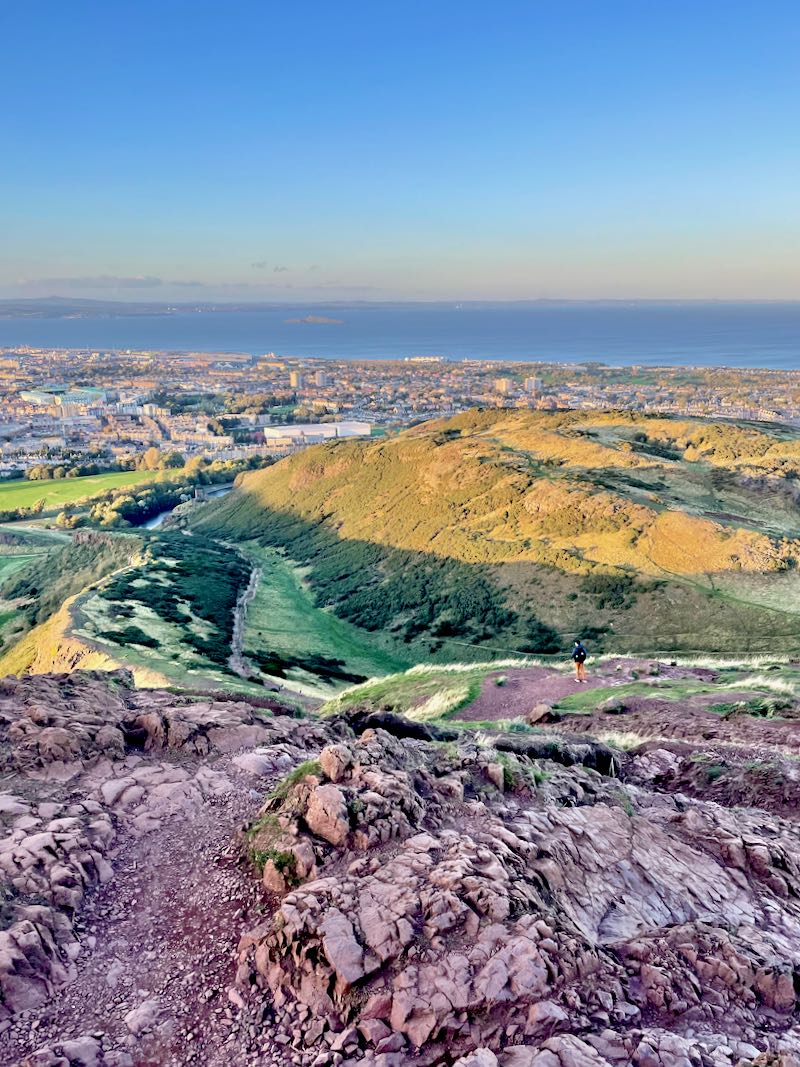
[731,674,798,697]
[224,409,800,578]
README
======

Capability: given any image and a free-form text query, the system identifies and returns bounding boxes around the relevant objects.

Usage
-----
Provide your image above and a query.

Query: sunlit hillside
[197,409,800,657]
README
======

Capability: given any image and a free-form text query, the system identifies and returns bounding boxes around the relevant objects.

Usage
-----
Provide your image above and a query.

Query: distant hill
[198,408,800,657]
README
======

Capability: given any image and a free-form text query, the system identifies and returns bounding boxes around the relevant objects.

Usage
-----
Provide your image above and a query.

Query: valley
[5,408,800,693]
[195,408,800,659]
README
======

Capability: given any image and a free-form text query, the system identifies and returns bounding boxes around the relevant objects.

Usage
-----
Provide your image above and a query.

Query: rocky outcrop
[452,1034,800,1066]
[0,670,330,1044]
[237,729,800,1065]
[628,744,800,819]
[6,666,800,1066]
[0,670,302,777]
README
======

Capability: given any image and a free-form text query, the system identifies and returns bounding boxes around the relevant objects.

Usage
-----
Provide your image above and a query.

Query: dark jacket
[572,643,587,663]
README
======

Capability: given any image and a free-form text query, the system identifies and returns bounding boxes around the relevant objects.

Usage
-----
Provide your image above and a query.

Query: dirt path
[229,566,261,680]
[456,665,613,721]
[1,756,289,1067]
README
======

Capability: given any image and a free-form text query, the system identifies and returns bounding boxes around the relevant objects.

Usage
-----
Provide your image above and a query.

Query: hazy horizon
[8,296,800,309]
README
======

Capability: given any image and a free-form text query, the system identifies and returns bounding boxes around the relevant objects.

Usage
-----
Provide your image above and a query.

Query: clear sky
[1,1,799,302]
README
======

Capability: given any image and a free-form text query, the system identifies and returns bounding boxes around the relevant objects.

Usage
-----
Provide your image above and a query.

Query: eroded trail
[229,564,262,680]
[0,672,332,1067]
[3,761,273,1067]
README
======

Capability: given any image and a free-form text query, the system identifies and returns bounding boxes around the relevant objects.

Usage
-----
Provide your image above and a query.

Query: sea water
[1,302,799,368]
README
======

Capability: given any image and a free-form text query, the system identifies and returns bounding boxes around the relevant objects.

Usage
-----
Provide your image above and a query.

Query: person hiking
[572,639,588,682]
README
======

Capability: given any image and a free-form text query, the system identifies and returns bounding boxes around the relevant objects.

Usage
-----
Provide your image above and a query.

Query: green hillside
[196,408,800,657]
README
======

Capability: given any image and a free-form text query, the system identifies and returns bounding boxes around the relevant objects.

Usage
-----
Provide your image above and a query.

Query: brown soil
[455,660,724,724]
[455,667,611,722]
[1,754,289,1067]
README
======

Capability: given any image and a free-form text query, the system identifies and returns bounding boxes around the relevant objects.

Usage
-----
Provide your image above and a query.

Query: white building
[262,421,370,445]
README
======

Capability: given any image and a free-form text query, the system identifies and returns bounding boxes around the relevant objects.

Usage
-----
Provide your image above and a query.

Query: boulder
[123,997,162,1035]
[305,783,350,846]
[526,702,560,725]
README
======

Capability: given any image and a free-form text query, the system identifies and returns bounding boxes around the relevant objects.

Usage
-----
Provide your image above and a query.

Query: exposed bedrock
[238,729,800,1065]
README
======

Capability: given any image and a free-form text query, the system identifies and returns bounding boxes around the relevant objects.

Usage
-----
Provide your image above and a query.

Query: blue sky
[1,1,799,301]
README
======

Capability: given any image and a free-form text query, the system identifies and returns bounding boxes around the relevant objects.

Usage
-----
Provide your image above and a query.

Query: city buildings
[0,346,798,476]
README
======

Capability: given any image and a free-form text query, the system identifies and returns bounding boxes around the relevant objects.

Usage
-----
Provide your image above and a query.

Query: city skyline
[2,1,799,302]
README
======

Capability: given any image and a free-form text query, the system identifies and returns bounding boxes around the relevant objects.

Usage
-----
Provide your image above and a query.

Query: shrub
[98,625,159,649]
[517,618,561,654]
[580,573,638,610]
[268,760,322,804]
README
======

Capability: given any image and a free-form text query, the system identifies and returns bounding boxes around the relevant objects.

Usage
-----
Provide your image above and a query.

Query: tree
[138,447,163,471]
[27,465,52,481]
[162,451,185,469]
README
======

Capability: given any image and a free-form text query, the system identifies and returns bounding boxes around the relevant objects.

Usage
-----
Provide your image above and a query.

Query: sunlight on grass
[597,730,648,750]
[731,674,798,697]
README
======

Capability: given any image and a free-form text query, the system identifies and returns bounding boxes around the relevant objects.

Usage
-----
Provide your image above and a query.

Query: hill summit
[200,409,800,657]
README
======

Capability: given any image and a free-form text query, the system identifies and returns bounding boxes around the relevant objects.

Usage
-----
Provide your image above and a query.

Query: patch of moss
[614,787,635,817]
[268,759,322,803]
[249,845,298,883]
[705,763,728,782]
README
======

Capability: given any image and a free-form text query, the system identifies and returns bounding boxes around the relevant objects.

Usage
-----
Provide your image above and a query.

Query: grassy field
[241,542,407,696]
[0,470,168,512]
[0,554,40,581]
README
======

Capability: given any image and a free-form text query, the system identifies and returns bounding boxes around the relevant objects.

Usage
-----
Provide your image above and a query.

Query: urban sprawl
[1,346,798,476]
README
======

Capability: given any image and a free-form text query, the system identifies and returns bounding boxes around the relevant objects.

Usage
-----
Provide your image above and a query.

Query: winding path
[229,564,261,679]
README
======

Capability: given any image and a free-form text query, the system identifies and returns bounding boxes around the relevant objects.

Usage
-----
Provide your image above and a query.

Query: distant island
[283,314,344,325]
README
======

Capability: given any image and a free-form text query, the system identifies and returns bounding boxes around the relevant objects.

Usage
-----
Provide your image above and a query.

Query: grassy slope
[198,409,800,656]
[0,528,265,693]
[0,596,124,678]
[207,409,800,573]
[0,527,100,649]
[71,532,267,695]
[240,542,407,695]
[0,469,170,512]
[0,554,40,580]
[72,590,263,693]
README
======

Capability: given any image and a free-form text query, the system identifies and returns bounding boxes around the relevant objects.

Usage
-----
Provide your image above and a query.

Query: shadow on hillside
[198,495,800,659]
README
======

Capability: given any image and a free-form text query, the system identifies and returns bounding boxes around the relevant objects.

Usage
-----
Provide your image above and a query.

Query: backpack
[574,645,586,663]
